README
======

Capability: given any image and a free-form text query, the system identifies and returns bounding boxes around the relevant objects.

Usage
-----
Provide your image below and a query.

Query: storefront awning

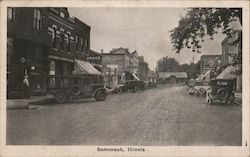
[216,65,236,79]
[73,59,101,75]
[196,70,211,81]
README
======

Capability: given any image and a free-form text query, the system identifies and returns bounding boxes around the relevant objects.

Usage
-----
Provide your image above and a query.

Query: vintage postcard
[0,0,249,157]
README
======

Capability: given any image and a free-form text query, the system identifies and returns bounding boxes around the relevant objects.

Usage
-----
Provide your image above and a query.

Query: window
[81,38,83,52]
[33,9,42,30]
[67,33,70,52]
[85,39,88,48]
[52,26,57,48]
[7,8,15,20]
[60,33,64,50]
[76,35,79,51]
[60,12,65,18]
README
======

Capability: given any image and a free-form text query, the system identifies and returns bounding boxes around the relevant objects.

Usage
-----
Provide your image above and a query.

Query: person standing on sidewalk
[22,75,30,98]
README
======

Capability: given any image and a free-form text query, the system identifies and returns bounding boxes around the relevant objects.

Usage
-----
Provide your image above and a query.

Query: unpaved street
[7,85,242,145]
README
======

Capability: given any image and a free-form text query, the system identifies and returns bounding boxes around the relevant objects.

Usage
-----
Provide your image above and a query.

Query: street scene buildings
[6,7,243,146]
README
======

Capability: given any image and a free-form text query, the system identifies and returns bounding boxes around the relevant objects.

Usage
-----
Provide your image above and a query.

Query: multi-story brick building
[138,56,148,81]
[220,30,242,92]
[7,7,93,97]
[7,7,49,96]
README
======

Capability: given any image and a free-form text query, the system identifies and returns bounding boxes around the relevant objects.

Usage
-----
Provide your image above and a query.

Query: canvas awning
[73,59,101,75]
[216,65,236,79]
[196,70,211,81]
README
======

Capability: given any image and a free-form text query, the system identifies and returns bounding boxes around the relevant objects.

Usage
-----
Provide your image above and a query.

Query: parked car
[206,79,235,105]
[47,75,107,103]
[116,80,145,94]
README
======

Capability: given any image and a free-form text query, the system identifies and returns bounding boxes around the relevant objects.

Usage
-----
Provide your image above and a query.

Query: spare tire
[71,85,81,96]
[199,87,206,96]
[217,88,228,100]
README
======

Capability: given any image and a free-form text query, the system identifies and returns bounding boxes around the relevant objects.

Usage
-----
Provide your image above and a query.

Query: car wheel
[199,88,206,96]
[117,88,123,95]
[94,90,106,101]
[54,92,67,103]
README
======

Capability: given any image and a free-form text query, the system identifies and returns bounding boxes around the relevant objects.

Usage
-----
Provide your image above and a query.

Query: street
[7,85,242,146]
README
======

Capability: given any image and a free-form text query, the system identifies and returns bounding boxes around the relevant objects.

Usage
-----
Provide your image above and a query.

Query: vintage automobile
[116,80,145,94]
[47,75,107,103]
[206,79,235,105]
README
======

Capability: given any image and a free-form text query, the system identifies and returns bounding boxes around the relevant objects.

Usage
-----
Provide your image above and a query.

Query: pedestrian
[23,75,30,98]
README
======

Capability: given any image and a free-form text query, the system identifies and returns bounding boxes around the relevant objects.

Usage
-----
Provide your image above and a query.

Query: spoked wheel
[199,88,206,96]
[94,90,106,101]
[117,88,123,95]
[54,92,67,103]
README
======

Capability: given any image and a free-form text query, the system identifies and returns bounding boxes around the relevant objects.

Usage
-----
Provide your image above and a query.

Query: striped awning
[216,65,236,79]
[73,59,101,75]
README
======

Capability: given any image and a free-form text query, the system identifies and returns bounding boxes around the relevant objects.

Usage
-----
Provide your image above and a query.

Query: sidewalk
[7,95,54,109]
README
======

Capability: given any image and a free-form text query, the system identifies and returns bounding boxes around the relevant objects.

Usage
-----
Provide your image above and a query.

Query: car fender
[92,88,106,97]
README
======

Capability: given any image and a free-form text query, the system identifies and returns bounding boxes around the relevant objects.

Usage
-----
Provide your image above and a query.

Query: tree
[157,56,179,72]
[170,8,242,54]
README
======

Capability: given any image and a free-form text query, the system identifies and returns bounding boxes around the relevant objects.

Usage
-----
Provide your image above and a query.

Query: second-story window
[60,33,65,50]
[34,9,42,30]
[60,12,65,18]
[81,38,84,52]
[52,26,57,48]
[76,35,79,51]
[67,33,70,52]
[7,7,15,21]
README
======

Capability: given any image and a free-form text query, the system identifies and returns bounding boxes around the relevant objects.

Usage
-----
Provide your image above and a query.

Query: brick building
[138,56,149,81]
[7,7,93,97]
[220,30,242,92]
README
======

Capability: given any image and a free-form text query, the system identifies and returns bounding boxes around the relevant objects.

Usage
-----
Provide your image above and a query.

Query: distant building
[87,50,102,72]
[200,55,221,75]
[157,72,188,84]
[147,70,158,82]
[138,56,148,81]
[102,47,140,88]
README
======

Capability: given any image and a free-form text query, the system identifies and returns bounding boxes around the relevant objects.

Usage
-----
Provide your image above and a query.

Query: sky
[68,8,229,70]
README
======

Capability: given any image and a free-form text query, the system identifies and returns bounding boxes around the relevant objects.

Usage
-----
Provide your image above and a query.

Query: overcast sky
[68,8,228,70]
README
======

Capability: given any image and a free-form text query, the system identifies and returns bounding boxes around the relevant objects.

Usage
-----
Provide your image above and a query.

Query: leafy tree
[170,8,242,54]
[157,56,179,72]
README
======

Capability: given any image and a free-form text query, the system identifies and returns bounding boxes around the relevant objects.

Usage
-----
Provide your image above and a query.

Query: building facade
[138,56,149,81]
[7,7,49,96]
[7,7,91,97]
[221,30,242,92]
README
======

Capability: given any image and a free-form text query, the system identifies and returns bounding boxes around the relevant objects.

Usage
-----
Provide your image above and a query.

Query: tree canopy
[170,8,242,53]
